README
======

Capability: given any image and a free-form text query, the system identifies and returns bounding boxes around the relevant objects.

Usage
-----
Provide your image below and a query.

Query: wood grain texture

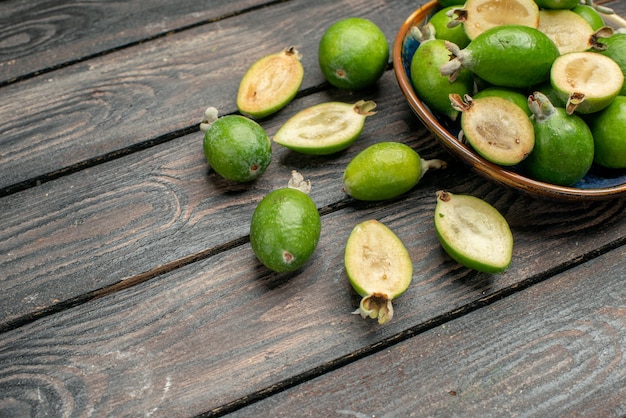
[0,190,624,416]
[0,0,412,194]
[1,1,626,417]
[0,0,272,84]
[0,70,438,325]
[231,247,626,417]
[1,65,625,325]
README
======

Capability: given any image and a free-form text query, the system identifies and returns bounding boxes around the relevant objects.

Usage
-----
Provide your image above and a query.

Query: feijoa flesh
[450,94,535,166]
[345,219,413,325]
[273,100,376,155]
[550,51,624,114]
[450,0,539,40]
[237,46,304,119]
[434,191,513,274]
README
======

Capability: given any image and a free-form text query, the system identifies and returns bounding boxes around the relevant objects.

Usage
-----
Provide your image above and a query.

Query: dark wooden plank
[231,247,626,418]
[2,67,626,327]
[0,70,437,325]
[0,0,273,84]
[0,188,624,416]
[0,0,417,194]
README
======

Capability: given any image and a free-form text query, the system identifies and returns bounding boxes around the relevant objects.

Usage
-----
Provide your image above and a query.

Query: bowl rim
[392,0,626,201]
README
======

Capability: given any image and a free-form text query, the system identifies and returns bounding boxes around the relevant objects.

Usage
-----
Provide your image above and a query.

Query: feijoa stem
[566,92,586,115]
[287,170,311,194]
[354,294,394,325]
[590,27,615,51]
[528,91,556,123]
[449,93,473,113]
[200,106,219,132]
[353,100,377,116]
[420,158,447,179]
[440,41,465,82]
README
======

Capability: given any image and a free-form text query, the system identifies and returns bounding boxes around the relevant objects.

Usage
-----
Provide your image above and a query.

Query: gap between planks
[195,236,626,417]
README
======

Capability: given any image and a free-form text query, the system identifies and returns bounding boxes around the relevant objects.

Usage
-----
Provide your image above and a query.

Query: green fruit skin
[587,96,626,169]
[571,5,605,30]
[429,7,471,49]
[465,25,560,88]
[597,33,626,96]
[437,0,465,6]
[318,18,389,90]
[473,87,531,115]
[203,115,271,182]
[411,39,473,119]
[524,107,594,186]
[343,142,421,201]
[534,0,579,10]
[250,188,321,272]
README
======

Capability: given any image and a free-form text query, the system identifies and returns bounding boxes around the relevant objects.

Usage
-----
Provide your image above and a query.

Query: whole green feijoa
[427,7,471,48]
[441,25,560,88]
[342,142,446,201]
[318,17,389,90]
[201,108,271,182]
[523,92,594,186]
[587,96,626,169]
[473,87,531,116]
[572,4,605,30]
[250,176,321,272]
[411,38,473,120]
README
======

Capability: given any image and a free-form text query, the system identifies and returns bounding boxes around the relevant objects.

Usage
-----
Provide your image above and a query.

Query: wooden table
[1,1,625,416]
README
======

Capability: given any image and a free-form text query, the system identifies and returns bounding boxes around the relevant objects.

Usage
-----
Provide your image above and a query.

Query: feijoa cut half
[434,191,513,274]
[450,94,534,166]
[450,0,539,40]
[537,9,595,54]
[345,219,413,325]
[551,51,624,114]
[237,46,304,119]
[273,100,376,155]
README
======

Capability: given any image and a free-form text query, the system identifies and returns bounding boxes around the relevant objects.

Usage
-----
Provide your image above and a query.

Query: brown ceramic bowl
[393,0,626,201]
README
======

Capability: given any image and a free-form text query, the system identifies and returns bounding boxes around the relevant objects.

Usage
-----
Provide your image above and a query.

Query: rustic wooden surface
[1,0,625,417]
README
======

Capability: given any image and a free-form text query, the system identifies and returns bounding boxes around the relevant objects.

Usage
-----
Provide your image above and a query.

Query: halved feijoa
[450,0,539,40]
[434,191,513,274]
[345,219,413,325]
[273,100,376,155]
[450,94,534,166]
[550,51,624,114]
[237,46,304,119]
[538,9,595,54]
